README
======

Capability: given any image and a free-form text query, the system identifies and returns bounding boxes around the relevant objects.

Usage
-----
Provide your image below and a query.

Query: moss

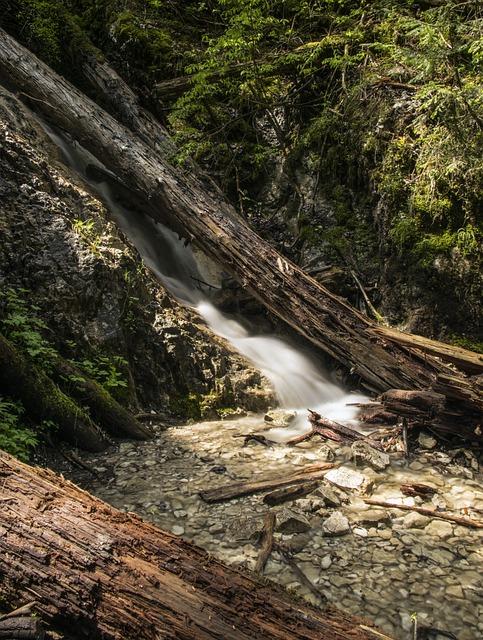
[448,335,483,354]
[169,393,202,420]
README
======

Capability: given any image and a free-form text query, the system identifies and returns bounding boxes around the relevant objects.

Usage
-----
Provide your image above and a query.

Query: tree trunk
[0,450,385,640]
[52,359,153,441]
[0,28,480,406]
[0,333,109,452]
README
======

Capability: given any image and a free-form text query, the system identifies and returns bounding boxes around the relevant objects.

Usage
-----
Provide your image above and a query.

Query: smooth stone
[322,511,351,536]
[424,520,454,540]
[325,467,365,490]
[446,585,464,598]
[172,525,184,535]
[418,431,437,449]
[320,555,332,569]
[401,512,430,529]
[353,527,368,537]
[357,509,391,525]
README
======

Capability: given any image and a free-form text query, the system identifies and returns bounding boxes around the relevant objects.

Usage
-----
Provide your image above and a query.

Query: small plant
[0,288,58,372]
[0,397,38,461]
[72,217,102,254]
[77,354,128,393]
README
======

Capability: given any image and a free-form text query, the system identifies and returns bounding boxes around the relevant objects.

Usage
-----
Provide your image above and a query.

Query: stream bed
[67,414,483,640]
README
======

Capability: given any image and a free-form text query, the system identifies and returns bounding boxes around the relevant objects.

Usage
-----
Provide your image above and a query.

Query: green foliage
[0,397,38,461]
[72,217,102,254]
[76,354,128,393]
[0,288,58,372]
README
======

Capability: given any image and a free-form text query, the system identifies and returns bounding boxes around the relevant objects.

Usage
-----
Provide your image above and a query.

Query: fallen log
[0,333,109,452]
[0,28,478,403]
[0,451,385,640]
[364,499,483,529]
[199,462,335,503]
[0,616,44,639]
[254,511,276,573]
[263,480,320,506]
[52,359,153,441]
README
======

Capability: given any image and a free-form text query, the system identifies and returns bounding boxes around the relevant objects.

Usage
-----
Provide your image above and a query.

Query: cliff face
[0,88,271,419]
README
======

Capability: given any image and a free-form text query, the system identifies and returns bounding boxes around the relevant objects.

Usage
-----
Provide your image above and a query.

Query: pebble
[171,525,184,535]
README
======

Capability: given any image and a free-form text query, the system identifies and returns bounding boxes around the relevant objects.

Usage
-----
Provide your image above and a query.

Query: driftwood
[400,483,437,498]
[263,481,320,506]
[0,451,384,640]
[1,29,481,408]
[199,463,335,503]
[364,499,483,529]
[275,544,327,605]
[0,333,109,452]
[254,512,276,573]
[287,410,384,450]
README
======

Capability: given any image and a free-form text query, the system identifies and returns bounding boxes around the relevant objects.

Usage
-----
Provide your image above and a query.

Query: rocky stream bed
[66,414,483,640]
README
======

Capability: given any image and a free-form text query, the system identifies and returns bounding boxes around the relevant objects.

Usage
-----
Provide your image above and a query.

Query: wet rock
[401,512,431,529]
[275,508,311,534]
[171,525,184,535]
[322,511,350,536]
[315,484,342,507]
[351,441,390,471]
[424,520,454,540]
[325,467,365,490]
[418,431,437,449]
[264,409,297,427]
[226,516,264,541]
[357,509,391,525]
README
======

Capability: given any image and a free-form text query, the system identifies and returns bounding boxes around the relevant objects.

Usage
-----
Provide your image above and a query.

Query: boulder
[275,508,311,534]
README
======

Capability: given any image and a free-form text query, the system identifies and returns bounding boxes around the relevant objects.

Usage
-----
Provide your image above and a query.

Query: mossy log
[0,28,480,424]
[0,333,109,452]
[52,359,153,440]
[0,450,384,640]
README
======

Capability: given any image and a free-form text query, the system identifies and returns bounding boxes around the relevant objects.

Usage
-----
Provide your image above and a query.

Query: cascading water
[42,123,366,439]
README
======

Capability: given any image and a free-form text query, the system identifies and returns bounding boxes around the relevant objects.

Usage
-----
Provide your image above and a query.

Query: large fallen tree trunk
[0,451,385,640]
[0,29,480,410]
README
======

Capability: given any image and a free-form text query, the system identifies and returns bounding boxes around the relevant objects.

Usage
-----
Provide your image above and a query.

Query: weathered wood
[0,616,44,639]
[308,410,385,450]
[0,451,384,640]
[255,512,276,573]
[373,326,483,375]
[0,333,109,452]
[364,499,483,529]
[0,28,475,401]
[199,463,335,503]
[263,481,320,506]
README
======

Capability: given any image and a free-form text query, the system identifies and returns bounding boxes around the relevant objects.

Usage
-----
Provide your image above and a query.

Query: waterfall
[41,123,366,438]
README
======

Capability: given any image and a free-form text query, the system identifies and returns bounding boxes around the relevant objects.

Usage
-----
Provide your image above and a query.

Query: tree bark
[52,359,153,441]
[0,334,109,452]
[0,450,386,640]
[0,28,481,407]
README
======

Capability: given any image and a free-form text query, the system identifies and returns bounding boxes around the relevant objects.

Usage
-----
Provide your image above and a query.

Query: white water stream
[43,124,366,438]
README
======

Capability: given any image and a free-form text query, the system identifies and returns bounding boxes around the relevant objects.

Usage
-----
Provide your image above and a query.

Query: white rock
[353,527,368,537]
[172,525,185,536]
[325,467,365,490]
[320,555,332,569]
[322,511,351,536]
[401,512,430,529]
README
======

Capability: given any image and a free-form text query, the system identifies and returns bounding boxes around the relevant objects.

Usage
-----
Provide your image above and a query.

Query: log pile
[0,451,386,640]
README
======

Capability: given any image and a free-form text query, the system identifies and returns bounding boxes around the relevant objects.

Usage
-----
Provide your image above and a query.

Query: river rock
[226,516,264,541]
[418,431,437,449]
[325,467,365,490]
[275,508,311,534]
[401,512,430,529]
[424,519,454,540]
[351,441,390,471]
[357,509,391,525]
[264,409,297,427]
[315,484,342,507]
[322,511,350,536]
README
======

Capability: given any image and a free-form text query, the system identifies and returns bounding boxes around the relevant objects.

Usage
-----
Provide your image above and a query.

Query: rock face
[0,88,271,416]
[352,441,390,471]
